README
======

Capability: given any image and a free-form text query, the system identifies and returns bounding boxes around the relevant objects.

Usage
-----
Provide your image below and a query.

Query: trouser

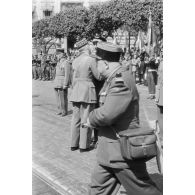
[54,88,68,115]
[138,73,143,84]
[157,105,163,143]
[89,163,162,195]
[40,66,46,80]
[147,72,157,95]
[32,66,37,79]
[71,102,95,149]
[132,71,136,83]
[45,66,51,80]
[50,68,56,80]
[37,67,41,79]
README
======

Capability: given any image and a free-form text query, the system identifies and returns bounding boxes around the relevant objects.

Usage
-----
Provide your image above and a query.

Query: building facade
[32,0,108,23]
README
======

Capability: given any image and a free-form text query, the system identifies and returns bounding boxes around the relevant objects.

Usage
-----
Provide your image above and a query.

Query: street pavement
[32,79,163,195]
[33,173,61,195]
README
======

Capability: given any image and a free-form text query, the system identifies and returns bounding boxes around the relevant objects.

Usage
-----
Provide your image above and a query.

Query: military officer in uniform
[53,48,71,117]
[83,42,162,195]
[36,54,42,80]
[45,55,51,80]
[50,54,57,80]
[40,54,47,81]
[69,38,102,152]
[32,55,38,79]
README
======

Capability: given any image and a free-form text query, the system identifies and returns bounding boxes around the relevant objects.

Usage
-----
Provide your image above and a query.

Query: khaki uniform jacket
[69,51,101,104]
[89,65,140,169]
[156,60,163,106]
[53,58,71,88]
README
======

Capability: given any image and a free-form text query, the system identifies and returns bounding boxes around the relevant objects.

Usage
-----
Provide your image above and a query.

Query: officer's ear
[103,60,109,70]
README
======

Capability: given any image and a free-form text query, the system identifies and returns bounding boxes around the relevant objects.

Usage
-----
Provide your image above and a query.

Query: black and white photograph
[32,0,163,194]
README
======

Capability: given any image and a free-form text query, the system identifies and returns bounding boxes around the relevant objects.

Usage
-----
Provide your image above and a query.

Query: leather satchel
[114,128,157,161]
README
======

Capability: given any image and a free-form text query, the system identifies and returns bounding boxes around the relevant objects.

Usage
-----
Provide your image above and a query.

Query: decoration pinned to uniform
[114,73,124,84]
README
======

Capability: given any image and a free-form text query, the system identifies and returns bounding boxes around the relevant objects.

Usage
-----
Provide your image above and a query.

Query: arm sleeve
[90,58,102,81]
[63,61,71,87]
[89,82,132,127]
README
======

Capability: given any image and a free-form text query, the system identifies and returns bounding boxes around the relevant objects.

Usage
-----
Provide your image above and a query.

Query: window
[43,10,52,17]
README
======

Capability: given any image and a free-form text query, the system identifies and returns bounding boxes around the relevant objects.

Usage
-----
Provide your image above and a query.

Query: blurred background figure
[53,49,71,117]
[138,48,147,85]
[45,55,51,81]
[32,55,39,80]
[130,54,139,83]
[50,54,57,80]
[145,55,158,99]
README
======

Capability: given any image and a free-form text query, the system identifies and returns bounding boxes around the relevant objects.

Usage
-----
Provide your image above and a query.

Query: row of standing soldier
[32,54,58,81]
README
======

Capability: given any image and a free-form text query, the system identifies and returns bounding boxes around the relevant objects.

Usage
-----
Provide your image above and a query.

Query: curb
[32,163,75,195]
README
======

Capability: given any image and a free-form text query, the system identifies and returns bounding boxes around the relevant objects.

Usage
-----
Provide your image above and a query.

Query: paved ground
[32,79,163,195]
[33,174,61,195]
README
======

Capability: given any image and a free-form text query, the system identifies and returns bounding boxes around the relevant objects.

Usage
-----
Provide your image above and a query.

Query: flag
[113,36,118,45]
[147,12,157,56]
[136,31,144,52]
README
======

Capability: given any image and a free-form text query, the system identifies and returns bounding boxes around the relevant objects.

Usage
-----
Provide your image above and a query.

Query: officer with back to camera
[69,38,102,152]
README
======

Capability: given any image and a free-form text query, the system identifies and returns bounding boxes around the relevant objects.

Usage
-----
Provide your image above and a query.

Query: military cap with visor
[74,38,88,49]
[96,42,123,62]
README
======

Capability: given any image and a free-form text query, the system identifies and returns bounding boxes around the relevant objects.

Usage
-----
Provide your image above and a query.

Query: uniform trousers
[71,102,95,149]
[147,72,157,95]
[45,66,51,80]
[32,66,38,79]
[54,88,68,115]
[132,71,136,83]
[89,163,162,195]
[50,68,56,80]
[40,66,46,80]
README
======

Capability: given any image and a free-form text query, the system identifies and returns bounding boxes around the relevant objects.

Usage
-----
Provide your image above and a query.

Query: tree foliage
[32,0,163,51]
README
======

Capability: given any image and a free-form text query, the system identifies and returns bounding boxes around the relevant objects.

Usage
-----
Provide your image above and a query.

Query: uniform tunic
[53,58,71,115]
[70,51,101,149]
[88,65,162,195]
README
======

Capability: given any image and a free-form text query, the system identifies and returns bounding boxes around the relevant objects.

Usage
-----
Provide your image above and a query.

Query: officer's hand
[82,118,93,128]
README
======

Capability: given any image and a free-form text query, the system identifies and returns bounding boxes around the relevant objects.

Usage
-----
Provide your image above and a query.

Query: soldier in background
[69,38,102,152]
[53,49,71,117]
[83,42,161,195]
[40,54,47,81]
[145,55,159,99]
[50,54,57,80]
[36,54,42,80]
[45,55,51,81]
[138,48,147,84]
[32,55,38,80]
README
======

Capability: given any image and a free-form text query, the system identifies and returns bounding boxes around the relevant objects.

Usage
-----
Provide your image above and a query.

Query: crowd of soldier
[32,53,57,81]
